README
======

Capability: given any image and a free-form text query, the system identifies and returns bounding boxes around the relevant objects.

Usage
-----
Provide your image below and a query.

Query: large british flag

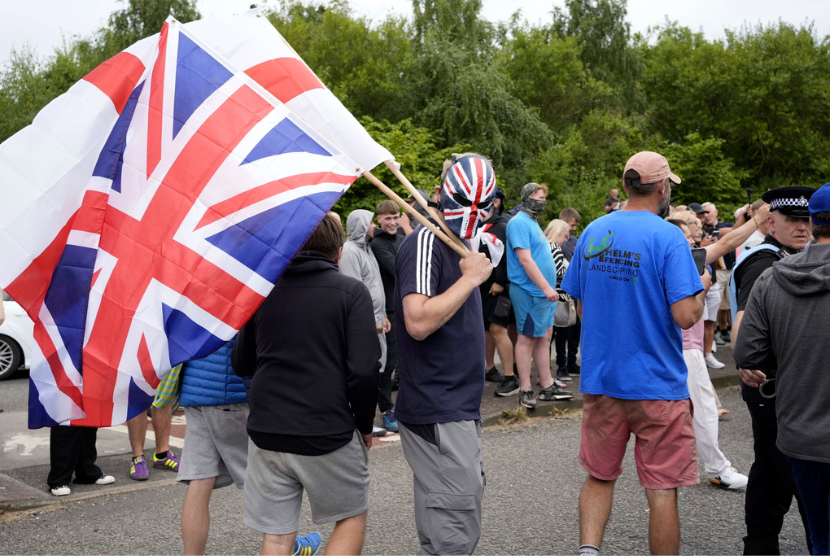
[0,11,393,428]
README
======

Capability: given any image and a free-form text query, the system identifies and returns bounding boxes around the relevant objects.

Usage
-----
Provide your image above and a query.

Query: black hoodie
[734,242,830,463]
[233,250,380,455]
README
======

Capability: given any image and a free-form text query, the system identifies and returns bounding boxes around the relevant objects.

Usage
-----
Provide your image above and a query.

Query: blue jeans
[789,457,830,555]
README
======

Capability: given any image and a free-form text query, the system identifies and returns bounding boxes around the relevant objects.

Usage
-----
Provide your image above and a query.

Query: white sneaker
[705,353,725,369]
[50,485,71,496]
[95,475,115,485]
[708,467,748,489]
[372,425,387,437]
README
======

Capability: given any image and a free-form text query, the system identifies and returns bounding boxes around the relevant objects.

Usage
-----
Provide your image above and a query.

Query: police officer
[730,185,815,555]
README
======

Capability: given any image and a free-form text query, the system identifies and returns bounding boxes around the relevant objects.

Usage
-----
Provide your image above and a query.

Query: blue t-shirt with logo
[561,211,703,400]
[506,211,557,297]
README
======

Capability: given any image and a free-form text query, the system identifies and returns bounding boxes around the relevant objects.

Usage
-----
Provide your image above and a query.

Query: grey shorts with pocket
[177,403,250,489]
[399,420,485,556]
[244,431,370,535]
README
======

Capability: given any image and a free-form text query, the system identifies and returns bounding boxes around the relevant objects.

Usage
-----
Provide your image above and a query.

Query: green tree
[408,0,552,172]
[266,2,415,122]
[497,24,612,131]
[644,22,830,190]
[526,109,647,225]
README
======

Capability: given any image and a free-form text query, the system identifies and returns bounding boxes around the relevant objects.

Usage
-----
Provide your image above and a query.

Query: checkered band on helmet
[440,155,497,240]
[769,196,810,211]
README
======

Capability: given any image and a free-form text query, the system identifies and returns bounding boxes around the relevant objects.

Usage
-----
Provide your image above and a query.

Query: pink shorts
[579,394,700,489]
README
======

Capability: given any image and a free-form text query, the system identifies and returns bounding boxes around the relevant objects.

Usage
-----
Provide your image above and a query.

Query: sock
[155,451,168,460]
[579,544,600,556]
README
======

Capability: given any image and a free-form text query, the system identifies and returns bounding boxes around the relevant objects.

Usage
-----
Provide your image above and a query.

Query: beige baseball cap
[623,151,681,185]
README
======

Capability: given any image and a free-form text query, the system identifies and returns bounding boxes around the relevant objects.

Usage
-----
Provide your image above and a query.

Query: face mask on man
[440,155,497,239]
[519,182,546,220]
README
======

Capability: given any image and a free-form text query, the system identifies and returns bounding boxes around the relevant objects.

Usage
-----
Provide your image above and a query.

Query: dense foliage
[2,0,829,226]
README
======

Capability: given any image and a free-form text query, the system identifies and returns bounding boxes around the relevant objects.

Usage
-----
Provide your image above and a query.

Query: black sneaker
[495,375,520,397]
[568,364,581,375]
[519,389,537,409]
[556,367,572,382]
[485,366,504,383]
[721,330,731,343]
[538,384,575,401]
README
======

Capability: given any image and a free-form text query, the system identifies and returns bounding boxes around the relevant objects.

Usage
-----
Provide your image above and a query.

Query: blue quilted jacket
[179,339,248,407]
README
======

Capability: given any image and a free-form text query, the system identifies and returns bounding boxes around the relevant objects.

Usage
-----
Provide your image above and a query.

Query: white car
[0,291,35,380]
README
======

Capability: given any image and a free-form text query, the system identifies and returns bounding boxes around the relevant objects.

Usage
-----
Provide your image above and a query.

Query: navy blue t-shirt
[393,224,485,424]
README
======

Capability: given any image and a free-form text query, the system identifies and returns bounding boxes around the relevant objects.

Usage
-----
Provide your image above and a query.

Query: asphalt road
[0,386,810,555]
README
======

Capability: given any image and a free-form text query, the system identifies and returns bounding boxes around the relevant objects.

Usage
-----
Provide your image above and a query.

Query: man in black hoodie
[233,213,380,556]
[371,200,405,427]
[735,182,830,555]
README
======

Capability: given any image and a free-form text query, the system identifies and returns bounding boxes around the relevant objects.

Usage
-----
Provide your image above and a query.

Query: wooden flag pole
[362,170,470,258]
[384,161,468,253]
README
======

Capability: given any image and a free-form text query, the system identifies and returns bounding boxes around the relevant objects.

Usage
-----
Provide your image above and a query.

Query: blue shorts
[510,286,555,337]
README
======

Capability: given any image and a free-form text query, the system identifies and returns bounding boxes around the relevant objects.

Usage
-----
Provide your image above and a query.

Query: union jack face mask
[440,155,497,240]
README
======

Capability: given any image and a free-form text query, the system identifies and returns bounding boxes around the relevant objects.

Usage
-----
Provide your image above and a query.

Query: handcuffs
[759,378,776,399]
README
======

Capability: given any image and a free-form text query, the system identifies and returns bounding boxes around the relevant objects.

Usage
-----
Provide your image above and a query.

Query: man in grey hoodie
[340,209,394,436]
[735,182,830,555]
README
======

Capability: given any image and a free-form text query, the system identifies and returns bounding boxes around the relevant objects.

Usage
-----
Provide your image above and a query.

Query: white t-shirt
[738,230,765,257]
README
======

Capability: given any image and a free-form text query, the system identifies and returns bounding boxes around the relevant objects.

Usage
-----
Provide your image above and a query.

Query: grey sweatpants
[399,420,485,555]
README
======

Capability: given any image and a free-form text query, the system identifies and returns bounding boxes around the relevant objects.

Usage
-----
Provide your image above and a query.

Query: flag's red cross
[74,84,273,425]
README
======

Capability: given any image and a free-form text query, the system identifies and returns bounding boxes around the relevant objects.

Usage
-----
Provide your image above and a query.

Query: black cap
[688,202,708,214]
[761,186,816,218]
[494,186,506,200]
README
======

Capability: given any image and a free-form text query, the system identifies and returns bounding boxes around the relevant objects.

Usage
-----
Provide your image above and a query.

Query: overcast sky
[2,0,827,64]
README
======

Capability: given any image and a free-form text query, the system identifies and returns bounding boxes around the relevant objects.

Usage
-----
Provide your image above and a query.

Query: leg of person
[511,286,537,398]
[290,432,371,556]
[127,411,148,457]
[399,421,484,555]
[533,327,554,389]
[261,534,297,556]
[644,488,680,555]
[182,477,216,555]
[47,426,82,493]
[151,404,180,471]
[73,427,107,484]
[743,400,803,555]
[631,399,699,555]
[579,475,616,550]
[683,350,741,484]
[578,395,630,551]
[484,328,496,371]
[567,317,581,373]
[789,458,830,555]
[325,510,368,555]
[514,334,535,393]
[491,323,514,376]
[492,322,519,397]
[553,325,569,377]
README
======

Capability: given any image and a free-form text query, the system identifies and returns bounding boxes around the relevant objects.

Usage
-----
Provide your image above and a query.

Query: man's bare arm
[516,248,558,302]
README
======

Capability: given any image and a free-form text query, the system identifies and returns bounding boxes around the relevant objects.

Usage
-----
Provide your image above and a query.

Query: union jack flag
[0,12,391,428]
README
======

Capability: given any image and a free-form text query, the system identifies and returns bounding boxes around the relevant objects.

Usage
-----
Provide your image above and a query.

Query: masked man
[394,153,495,555]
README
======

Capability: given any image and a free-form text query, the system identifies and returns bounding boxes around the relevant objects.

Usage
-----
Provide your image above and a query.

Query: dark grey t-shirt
[393,224,485,425]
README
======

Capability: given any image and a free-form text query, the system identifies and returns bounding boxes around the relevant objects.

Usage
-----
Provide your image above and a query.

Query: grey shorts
[244,432,370,535]
[177,403,250,489]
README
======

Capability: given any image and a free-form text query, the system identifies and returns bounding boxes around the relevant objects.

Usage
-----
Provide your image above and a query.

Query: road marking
[3,434,50,456]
